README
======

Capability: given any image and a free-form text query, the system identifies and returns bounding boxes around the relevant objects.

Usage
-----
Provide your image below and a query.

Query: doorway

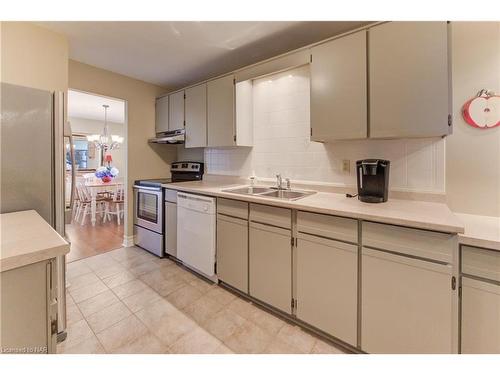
[65,90,127,262]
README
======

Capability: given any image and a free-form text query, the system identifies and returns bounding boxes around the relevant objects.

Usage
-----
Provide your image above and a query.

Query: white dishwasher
[177,192,217,280]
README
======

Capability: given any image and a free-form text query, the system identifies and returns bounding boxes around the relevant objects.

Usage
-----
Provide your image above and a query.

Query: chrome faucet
[276,174,283,190]
[276,174,291,190]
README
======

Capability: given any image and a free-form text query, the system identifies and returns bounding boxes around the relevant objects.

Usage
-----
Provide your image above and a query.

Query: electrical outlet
[342,159,350,173]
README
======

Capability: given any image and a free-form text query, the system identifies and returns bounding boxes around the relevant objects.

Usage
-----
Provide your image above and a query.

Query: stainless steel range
[133,161,204,257]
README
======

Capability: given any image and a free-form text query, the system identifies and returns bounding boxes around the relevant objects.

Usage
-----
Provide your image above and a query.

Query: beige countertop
[456,213,500,251]
[0,210,70,272]
[162,180,465,234]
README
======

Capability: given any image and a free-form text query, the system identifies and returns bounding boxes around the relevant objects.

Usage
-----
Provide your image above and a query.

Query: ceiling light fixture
[87,105,123,151]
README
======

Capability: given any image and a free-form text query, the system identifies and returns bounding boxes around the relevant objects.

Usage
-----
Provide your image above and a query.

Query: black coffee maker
[356,159,390,203]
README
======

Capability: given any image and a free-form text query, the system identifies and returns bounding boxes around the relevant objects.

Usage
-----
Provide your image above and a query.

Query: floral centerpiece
[95,154,119,183]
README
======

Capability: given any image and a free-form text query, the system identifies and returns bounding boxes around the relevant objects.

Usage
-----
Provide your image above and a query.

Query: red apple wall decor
[462,89,500,129]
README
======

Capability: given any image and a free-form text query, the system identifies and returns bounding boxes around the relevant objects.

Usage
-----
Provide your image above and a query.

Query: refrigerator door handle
[67,121,77,213]
[54,91,68,340]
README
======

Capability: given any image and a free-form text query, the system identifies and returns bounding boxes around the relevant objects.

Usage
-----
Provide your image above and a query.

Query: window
[66,135,101,171]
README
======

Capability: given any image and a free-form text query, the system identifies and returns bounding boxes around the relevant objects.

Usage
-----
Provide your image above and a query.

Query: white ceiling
[68,90,125,123]
[37,21,370,89]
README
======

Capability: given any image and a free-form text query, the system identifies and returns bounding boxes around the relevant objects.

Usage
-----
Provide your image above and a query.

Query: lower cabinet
[296,233,358,346]
[249,222,292,314]
[213,201,464,353]
[361,247,454,353]
[461,277,500,353]
[0,259,57,354]
[217,214,248,293]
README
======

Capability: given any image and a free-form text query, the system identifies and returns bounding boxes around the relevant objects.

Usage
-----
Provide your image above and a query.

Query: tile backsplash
[203,65,445,193]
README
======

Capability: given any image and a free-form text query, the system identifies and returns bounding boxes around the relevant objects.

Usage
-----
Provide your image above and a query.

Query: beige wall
[0,22,68,91]
[446,22,500,217]
[69,60,176,238]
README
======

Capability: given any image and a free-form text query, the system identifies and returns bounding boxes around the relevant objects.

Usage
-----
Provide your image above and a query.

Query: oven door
[133,186,163,233]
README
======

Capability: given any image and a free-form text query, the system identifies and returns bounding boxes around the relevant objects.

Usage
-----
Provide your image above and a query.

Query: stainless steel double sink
[222,185,316,201]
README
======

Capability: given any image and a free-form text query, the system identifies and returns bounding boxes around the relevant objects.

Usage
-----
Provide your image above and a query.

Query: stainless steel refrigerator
[1,82,70,341]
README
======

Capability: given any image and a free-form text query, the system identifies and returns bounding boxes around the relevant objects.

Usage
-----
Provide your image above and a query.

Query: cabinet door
[296,234,358,346]
[461,277,500,354]
[207,75,235,147]
[249,222,292,313]
[185,83,207,148]
[0,260,52,353]
[310,30,367,141]
[168,91,185,130]
[217,214,248,293]
[234,80,253,146]
[165,202,177,257]
[369,22,450,138]
[155,96,169,133]
[362,247,453,353]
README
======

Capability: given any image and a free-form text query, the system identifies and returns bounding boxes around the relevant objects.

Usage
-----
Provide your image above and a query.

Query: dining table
[84,179,124,226]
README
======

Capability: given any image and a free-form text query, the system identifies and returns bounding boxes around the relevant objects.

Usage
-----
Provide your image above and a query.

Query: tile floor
[59,246,347,354]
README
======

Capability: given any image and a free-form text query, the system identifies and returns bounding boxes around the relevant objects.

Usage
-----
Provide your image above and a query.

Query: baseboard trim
[122,235,135,248]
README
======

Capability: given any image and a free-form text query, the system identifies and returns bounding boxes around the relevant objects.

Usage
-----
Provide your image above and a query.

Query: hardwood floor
[66,218,124,263]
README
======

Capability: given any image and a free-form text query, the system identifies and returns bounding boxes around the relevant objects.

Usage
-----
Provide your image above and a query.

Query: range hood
[148,129,185,144]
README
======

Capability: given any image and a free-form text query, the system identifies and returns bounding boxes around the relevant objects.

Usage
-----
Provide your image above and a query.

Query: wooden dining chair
[103,186,125,225]
[72,177,85,220]
[74,182,106,225]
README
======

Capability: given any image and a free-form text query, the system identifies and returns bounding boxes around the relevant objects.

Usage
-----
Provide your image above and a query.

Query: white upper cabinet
[168,90,185,131]
[185,83,207,148]
[207,74,235,147]
[310,30,368,141]
[155,96,169,133]
[234,80,253,147]
[369,21,451,138]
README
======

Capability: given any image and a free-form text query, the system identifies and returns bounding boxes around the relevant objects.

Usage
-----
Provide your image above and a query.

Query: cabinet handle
[51,318,58,335]
[451,276,456,290]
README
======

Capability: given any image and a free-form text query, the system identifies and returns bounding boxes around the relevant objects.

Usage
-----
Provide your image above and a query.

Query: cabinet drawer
[297,211,358,243]
[249,203,291,229]
[362,221,455,263]
[217,198,248,219]
[165,189,177,203]
[462,245,500,283]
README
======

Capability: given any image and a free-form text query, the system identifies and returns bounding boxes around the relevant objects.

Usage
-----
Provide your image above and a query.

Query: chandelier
[87,104,123,151]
